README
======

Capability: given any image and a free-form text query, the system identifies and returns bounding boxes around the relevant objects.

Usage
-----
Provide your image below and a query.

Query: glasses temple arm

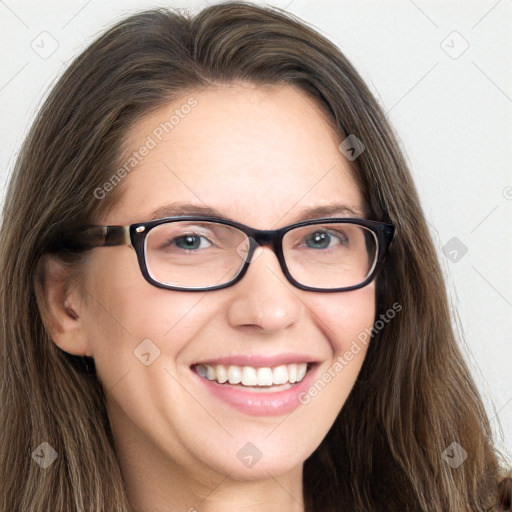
[77,225,130,248]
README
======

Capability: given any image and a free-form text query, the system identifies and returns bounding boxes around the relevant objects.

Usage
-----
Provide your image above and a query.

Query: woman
[0,2,509,511]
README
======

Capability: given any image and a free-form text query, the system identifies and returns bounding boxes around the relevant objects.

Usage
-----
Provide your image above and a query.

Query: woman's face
[77,83,375,484]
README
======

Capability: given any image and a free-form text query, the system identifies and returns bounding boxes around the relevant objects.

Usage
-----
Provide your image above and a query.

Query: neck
[127,470,305,512]
[108,400,305,512]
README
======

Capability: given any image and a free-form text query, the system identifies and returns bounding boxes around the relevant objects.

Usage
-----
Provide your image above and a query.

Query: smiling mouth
[192,362,313,388]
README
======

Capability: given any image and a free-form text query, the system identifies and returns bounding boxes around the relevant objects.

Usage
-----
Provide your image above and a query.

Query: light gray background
[1,0,511,459]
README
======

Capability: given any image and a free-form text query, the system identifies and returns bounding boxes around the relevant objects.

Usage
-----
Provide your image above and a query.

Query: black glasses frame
[73,216,395,292]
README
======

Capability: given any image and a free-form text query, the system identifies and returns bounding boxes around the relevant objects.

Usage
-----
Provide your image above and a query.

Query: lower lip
[190,363,319,416]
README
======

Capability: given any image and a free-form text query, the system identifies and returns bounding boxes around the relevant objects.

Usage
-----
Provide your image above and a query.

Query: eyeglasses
[71,216,395,292]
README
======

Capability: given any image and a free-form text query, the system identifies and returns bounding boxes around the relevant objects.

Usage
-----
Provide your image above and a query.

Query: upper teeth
[195,363,309,386]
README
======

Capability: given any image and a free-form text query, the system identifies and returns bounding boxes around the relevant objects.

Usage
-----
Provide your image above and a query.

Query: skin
[43,82,376,512]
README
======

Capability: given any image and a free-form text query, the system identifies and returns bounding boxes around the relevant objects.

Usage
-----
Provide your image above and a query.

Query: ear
[35,253,92,357]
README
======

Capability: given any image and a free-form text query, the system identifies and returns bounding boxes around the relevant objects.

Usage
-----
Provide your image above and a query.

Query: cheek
[80,249,219,385]
[309,281,376,356]
[292,282,376,440]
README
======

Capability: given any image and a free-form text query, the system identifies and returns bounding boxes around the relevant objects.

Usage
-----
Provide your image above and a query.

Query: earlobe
[34,254,92,357]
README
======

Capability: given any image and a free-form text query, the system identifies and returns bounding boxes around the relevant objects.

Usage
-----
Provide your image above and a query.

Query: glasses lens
[144,221,248,288]
[282,222,378,289]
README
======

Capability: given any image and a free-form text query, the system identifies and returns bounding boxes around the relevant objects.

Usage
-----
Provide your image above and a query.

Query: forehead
[110,83,364,227]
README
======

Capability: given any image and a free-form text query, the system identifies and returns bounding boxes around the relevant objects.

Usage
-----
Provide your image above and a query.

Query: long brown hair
[0,3,508,510]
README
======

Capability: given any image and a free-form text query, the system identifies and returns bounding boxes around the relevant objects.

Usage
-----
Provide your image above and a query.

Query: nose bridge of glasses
[236,228,285,271]
[246,228,283,257]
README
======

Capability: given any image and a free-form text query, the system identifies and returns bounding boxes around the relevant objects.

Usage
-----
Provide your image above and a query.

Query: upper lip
[191,353,321,368]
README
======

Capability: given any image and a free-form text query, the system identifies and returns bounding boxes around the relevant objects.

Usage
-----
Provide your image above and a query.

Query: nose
[226,244,304,333]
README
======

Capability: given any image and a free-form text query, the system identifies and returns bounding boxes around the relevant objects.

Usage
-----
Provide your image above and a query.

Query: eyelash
[166,229,349,252]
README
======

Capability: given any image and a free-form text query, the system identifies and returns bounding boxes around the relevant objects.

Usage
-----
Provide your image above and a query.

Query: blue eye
[305,230,346,249]
[173,234,212,250]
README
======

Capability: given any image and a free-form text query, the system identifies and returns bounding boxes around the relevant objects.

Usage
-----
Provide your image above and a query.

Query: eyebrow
[148,202,365,222]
